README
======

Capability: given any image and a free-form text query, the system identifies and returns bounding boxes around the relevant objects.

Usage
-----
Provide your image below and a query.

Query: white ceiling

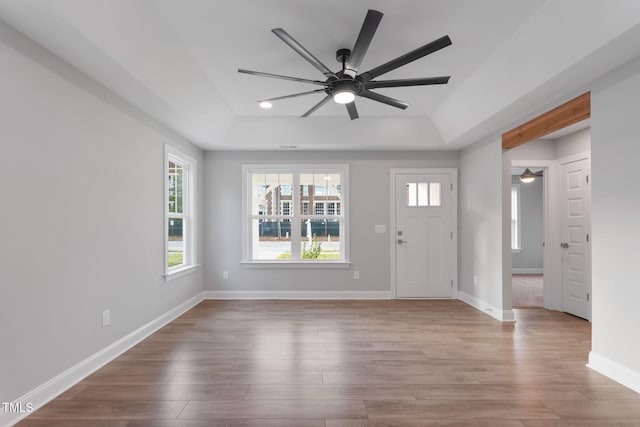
[1,1,640,150]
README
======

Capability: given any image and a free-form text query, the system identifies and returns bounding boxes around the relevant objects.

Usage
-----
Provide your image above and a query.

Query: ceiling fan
[519,168,544,183]
[238,9,452,120]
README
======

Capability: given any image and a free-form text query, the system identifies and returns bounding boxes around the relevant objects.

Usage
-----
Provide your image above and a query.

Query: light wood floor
[17,300,640,426]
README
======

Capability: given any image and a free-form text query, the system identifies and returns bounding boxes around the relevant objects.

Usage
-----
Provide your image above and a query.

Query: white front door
[395,173,454,297]
[560,157,591,320]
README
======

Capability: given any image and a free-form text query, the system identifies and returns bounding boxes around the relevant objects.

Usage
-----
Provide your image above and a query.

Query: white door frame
[389,168,458,298]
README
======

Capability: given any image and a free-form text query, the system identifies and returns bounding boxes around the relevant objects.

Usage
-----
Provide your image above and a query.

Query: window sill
[164,264,200,282]
[241,261,351,269]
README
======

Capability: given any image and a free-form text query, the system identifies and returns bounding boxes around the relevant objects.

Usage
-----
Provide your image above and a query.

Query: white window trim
[164,145,199,281]
[511,183,522,252]
[242,164,350,266]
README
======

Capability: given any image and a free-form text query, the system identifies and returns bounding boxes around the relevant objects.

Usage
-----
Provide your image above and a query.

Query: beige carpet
[512,274,543,308]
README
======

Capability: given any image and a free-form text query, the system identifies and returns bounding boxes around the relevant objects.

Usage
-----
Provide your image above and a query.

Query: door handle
[397,239,407,244]
[560,242,569,248]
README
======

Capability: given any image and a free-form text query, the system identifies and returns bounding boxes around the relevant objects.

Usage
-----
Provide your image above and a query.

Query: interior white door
[560,157,591,320]
[395,173,453,297]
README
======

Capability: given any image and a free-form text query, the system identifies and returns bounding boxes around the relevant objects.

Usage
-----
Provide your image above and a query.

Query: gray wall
[590,56,640,379]
[0,21,204,403]
[204,151,458,292]
[555,127,591,159]
[458,138,505,310]
[512,175,544,271]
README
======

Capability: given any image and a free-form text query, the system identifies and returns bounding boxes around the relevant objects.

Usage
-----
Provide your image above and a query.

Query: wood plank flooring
[16,300,640,426]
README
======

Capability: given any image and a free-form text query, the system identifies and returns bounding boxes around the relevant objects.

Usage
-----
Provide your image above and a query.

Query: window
[281,201,291,217]
[405,182,441,207]
[511,184,521,251]
[243,165,349,263]
[165,145,197,279]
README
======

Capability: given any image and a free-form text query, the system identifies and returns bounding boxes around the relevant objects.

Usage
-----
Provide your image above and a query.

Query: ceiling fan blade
[344,9,383,78]
[301,95,332,117]
[365,76,450,89]
[346,101,359,120]
[258,89,326,103]
[361,35,452,80]
[359,90,409,110]
[238,69,325,85]
[272,28,337,79]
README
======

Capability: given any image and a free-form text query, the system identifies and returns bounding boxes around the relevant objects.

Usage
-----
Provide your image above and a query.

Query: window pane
[511,185,519,249]
[168,161,184,214]
[418,182,429,206]
[252,173,292,215]
[429,183,441,206]
[252,219,292,260]
[300,219,341,260]
[325,174,341,198]
[168,218,184,268]
[406,183,417,207]
[251,173,267,215]
[314,202,325,215]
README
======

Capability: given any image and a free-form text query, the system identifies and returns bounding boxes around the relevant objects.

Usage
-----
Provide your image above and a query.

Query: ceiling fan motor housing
[326,78,363,97]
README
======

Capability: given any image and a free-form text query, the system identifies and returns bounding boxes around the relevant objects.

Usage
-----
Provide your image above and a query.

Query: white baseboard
[204,290,392,300]
[588,351,640,394]
[1,292,205,427]
[458,291,515,322]
[512,268,543,275]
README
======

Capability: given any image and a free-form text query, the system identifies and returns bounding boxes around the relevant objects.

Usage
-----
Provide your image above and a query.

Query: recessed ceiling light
[259,101,273,109]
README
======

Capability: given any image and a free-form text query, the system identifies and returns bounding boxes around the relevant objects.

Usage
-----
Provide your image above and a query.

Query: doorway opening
[502,92,592,321]
[511,166,545,308]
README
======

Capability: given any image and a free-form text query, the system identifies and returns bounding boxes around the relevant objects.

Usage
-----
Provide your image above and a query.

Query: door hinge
[450,231,453,239]
[451,280,453,287]
[451,183,453,191]
[587,292,590,302]
[586,175,589,184]
[586,234,589,242]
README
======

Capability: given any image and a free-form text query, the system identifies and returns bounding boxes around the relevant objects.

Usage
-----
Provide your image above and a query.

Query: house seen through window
[244,165,348,262]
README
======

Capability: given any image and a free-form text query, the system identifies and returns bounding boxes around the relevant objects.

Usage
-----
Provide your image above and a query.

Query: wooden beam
[502,92,590,149]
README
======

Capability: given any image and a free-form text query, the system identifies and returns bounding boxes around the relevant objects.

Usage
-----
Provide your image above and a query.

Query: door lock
[397,239,407,244]
[560,242,569,248]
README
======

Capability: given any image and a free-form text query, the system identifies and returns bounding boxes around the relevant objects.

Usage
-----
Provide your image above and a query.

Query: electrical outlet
[353,271,360,280]
[223,271,229,280]
[102,310,110,327]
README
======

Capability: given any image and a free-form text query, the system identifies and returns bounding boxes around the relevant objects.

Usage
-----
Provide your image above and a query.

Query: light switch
[374,225,387,233]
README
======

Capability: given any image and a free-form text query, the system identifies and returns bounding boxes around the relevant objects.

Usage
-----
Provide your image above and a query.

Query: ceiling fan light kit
[519,168,538,183]
[238,9,452,120]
